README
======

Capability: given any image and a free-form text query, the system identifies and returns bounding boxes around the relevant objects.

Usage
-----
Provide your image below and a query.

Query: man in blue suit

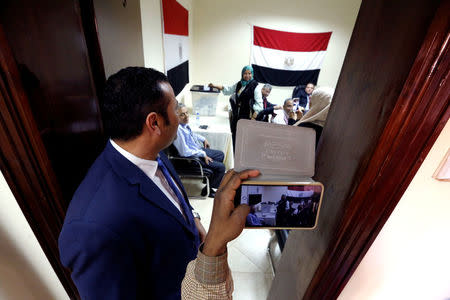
[292,82,315,111]
[58,67,207,299]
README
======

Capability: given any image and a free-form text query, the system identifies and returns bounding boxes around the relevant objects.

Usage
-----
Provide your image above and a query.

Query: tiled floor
[190,197,278,300]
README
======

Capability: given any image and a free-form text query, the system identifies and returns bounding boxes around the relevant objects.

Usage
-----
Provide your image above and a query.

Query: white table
[191,111,234,170]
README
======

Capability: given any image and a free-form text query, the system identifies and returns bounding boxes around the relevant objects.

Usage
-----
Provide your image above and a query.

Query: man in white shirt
[59,67,260,300]
[272,98,301,125]
[59,67,210,299]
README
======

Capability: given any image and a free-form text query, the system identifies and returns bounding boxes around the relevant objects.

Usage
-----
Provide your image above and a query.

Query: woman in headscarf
[293,87,334,146]
[209,65,259,149]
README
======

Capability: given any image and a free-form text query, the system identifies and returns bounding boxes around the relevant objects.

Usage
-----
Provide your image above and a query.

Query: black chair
[164,144,213,197]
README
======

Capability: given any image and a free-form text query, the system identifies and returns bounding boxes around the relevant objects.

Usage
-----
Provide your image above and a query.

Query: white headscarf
[294,87,334,127]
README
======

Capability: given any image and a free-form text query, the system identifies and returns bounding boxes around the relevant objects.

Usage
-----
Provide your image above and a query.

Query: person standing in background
[209,65,258,150]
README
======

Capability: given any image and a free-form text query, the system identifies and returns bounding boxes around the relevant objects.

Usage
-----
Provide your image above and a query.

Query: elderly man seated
[254,84,282,122]
[173,104,225,197]
[272,98,303,125]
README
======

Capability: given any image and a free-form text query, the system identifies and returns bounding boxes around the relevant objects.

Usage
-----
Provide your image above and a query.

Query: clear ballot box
[190,85,220,116]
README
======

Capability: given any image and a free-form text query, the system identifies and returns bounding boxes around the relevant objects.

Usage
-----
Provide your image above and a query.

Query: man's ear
[145,112,161,136]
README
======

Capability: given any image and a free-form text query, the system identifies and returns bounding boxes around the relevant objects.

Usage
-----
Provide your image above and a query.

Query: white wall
[339,120,450,300]
[94,0,145,77]
[191,0,361,107]
[140,0,164,71]
[140,0,194,104]
[0,171,69,300]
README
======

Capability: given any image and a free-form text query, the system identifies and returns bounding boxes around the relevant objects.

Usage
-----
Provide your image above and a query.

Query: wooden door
[1,0,106,204]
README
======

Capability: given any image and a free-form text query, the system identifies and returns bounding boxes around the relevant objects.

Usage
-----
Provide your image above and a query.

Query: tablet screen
[235,183,323,229]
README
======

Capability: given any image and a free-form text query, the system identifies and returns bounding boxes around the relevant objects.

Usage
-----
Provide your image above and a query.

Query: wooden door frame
[0,1,448,300]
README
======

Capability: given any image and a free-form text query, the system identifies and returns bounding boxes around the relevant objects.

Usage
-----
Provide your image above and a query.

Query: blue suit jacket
[59,141,200,299]
[292,85,309,108]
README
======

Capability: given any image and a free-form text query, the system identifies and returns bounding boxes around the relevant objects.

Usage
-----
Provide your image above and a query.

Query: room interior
[0,0,448,299]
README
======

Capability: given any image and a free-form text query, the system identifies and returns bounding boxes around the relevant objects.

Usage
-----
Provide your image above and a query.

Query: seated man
[272,98,302,125]
[173,104,225,197]
[246,206,263,226]
[292,82,315,111]
[254,84,282,122]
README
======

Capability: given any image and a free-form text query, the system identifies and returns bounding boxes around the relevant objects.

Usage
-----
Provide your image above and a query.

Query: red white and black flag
[251,26,332,86]
[162,0,189,96]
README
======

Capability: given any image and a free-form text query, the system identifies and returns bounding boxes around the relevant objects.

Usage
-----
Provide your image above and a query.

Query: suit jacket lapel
[138,180,196,237]
[104,142,196,236]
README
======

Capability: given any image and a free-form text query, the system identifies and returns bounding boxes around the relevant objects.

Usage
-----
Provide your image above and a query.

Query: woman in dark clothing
[209,65,258,150]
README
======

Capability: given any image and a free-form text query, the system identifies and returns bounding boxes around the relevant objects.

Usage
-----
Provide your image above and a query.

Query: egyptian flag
[251,26,332,86]
[162,0,189,96]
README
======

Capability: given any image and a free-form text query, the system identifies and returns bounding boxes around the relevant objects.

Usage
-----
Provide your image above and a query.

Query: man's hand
[204,156,213,165]
[203,139,211,149]
[273,105,282,110]
[202,169,260,257]
[194,217,207,243]
[296,109,304,120]
[288,110,296,119]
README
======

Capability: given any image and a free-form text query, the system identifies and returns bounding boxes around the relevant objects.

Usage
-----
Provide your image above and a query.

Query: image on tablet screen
[239,184,322,228]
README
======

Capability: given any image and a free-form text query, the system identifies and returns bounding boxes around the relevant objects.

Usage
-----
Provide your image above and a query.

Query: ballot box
[190,85,220,116]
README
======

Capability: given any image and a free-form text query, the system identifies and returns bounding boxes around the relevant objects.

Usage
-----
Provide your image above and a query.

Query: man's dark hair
[102,67,171,140]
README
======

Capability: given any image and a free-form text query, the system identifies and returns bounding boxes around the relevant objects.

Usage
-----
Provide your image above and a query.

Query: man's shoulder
[293,85,307,97]
[63,152,131,224]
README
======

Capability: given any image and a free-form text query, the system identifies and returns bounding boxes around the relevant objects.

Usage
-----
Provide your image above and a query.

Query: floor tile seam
[230,245,270,273]
[231,242,272,268]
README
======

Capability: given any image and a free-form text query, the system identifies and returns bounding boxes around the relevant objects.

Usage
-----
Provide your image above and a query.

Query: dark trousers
[199,148,225,189]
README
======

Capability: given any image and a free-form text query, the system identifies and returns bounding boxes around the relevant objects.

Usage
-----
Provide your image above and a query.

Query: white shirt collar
[110,139,158,179]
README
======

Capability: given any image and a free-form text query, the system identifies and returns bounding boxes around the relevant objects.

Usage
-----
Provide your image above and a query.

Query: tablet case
[235,119,316,182]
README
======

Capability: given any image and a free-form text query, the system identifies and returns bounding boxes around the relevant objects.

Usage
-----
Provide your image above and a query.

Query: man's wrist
[192,210,201,220]
[203,235,227,257]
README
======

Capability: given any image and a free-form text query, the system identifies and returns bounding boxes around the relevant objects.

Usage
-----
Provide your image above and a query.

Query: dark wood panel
[79,0,107,99]
[0,1,106,298]
[0,0,106,205]
[304,0,449,298]
[0,26,80,299]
